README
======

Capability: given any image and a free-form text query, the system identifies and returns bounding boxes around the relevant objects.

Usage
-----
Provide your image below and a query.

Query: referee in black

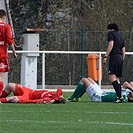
[103,23,125,103]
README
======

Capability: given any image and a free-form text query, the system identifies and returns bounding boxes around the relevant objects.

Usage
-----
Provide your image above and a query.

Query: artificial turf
[0,92,133,133]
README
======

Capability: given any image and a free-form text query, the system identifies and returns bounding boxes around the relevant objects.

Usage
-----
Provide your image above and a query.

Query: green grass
[0,92,133,133]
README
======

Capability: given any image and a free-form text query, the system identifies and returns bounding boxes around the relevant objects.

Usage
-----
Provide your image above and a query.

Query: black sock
[112,80,121,98]
[118,83,122,98]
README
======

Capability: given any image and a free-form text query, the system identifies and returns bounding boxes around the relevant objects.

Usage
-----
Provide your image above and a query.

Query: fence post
[132,32,133,81]
[81,26,85,78]
[98,53,102,87]
[42,53,45,89]
[21,33,39,89]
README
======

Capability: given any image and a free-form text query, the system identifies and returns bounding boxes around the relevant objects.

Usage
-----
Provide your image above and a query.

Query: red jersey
[0,21,14,59]
[15,84,63,103]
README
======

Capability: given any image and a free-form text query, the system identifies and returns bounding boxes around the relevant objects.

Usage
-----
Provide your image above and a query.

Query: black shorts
[108,54,123,77]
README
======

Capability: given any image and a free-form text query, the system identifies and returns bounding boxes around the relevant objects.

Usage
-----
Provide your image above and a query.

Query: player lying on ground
[0,83,66,104]
[67,77,133,103]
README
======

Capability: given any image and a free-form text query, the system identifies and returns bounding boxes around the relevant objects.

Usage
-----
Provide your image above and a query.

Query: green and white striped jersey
[101,89,130,102]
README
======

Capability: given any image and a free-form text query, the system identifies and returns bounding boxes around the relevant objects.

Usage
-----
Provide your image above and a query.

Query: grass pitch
[0,92,133,133]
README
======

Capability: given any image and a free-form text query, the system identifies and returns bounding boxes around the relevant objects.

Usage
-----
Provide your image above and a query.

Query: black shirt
[108,30,125,56]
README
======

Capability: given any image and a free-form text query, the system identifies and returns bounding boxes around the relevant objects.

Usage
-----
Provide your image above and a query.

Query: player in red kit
[0,9,17,96]
[0,83,66,104]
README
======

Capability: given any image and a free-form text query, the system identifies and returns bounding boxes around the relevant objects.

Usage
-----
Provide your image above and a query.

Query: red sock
[0,98,7,103]
[0,90,8,98]
[0,82,4,92]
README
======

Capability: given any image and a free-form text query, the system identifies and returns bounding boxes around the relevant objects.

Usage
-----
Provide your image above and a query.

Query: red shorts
[0,58,9,72]
[15,84,33,103]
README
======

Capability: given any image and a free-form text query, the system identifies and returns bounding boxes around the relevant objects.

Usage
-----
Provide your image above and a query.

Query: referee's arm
[105,41,114,57]
[122,47,125,60]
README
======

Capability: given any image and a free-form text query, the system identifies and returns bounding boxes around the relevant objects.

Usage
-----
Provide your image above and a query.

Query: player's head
[107,23,119,31]
[58,96,66,104]
[54,95,66,104]
[128,92,133,102]
[0,9,6,19]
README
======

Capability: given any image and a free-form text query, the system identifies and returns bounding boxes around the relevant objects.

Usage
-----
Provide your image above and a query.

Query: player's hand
[38,100,55,104]
[45,100,55,104]
[103,57,107,64]
[13,52,17,59]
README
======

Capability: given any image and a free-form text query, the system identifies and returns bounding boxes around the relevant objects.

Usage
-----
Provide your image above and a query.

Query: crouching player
[0,83,66,104]
[67,77,133,103]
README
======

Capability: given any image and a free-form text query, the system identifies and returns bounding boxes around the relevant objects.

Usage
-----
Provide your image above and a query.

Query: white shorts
[86,83,103,102]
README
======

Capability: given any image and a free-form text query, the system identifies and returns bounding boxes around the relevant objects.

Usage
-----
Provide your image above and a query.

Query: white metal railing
[8,50,133,89]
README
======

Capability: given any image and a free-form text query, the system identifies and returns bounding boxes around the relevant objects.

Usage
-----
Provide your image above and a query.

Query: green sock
[75,86,86,99]
[70,82,86,99]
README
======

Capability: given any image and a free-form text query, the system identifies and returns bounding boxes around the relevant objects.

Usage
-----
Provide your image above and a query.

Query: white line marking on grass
[62,111,131,115]
[90,121,133,126]
[0,110,131,115]
[1,119,133,126]
[85,111,131,114]
[0,110,51,113]
[0,119,62,124]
